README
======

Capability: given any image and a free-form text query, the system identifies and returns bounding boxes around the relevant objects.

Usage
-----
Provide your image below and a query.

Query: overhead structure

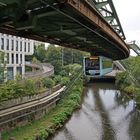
[90,0,125,39]
[0,0,129,60]
[128,41,140,56]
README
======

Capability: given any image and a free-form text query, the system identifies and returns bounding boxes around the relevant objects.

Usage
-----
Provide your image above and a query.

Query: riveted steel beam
[65,0,129,57]
[0,0,129,60]
[96,1,108,9]
[105,16,114,21]
[89,0,125,40]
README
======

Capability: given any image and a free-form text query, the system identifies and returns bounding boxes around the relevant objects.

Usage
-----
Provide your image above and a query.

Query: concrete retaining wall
[0,85,62,132]
[0,85,61,110]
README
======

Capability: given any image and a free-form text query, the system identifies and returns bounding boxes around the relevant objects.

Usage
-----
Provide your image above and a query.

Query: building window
[20,54,22,64]
[11,53,14,64]
[11,40,14,51]
[1,38,4,50]
[7,39,9,50]
[17,67,22,75]
[7,53,9,64]
[16,54,18,64]
[16,41,18,51]
[7,67,14,80]
[20,41,22,51]
[24,42,26,52]
[28,43,30,52]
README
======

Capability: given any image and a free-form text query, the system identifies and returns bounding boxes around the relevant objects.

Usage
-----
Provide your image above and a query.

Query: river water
[49,83,140,140]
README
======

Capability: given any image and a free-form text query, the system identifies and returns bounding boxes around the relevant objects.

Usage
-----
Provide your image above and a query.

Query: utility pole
[61,47,64,67]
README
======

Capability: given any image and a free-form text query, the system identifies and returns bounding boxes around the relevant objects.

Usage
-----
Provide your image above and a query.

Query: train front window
[85,58,100,70]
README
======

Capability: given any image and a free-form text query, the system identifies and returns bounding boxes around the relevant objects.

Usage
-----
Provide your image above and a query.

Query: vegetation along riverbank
[115,56,140,106]
[2,74,83,140]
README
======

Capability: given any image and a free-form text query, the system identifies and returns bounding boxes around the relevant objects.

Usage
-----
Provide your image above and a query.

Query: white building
[0,33,34,80]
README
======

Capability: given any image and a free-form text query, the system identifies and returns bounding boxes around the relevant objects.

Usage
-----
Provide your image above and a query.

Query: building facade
[0,33,34,80]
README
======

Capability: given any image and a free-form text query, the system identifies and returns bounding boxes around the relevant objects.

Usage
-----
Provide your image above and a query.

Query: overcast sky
[113,0,140,45]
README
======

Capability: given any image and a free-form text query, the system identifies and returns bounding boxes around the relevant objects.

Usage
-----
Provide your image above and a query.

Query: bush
[54,75,62,84]
[59,70,68,77]
[34,78,43,91]
[36,129,48,140]
[124,85,138,95]
[43,78,55,88]
[24,79,36,95]
[60,77,70,86]
[115,72,131,89]
[63,64,81,76]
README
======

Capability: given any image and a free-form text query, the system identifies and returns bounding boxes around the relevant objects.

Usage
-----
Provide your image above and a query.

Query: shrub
[115,72,131,89]
[124,85,138,95]
[15,73,22,81]
[54,75,62,84]
[59,70,68,77]
[43,78,55,88]
[24,79,36,95]
[36,129,48,140]
[35,78,43,91]
[60,77,70,86]
[46,128,55,135]
[63,64,81,76]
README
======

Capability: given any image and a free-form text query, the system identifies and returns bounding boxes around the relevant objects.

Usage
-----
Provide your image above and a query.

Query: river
[49,83,140,140]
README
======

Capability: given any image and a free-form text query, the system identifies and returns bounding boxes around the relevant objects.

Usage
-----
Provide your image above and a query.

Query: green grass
[115,72,140,104]
[2,77,83,140]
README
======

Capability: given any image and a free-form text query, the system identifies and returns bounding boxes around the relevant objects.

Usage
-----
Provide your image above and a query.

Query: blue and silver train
[84,56,113,77]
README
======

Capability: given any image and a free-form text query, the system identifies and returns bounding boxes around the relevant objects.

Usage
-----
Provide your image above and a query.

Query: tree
[34,44,46,62]
[62,47,87,65]
[129,57,140,84]
[45,45,62,74]
[43,78,55,88]
[32,56,40,64]
[0,51,6,83]
[26,44,47,63]
[60,77,70,86]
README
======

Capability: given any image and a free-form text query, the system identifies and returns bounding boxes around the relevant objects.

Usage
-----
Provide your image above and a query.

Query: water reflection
[50,83,140,140]
[128,110,140,139]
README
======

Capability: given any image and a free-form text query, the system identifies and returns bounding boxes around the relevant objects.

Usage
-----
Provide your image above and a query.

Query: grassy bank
[2,76,83,140]
[115,72,140,104]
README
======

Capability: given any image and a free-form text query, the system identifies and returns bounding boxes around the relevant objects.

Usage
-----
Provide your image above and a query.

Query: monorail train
[84,56,113,77]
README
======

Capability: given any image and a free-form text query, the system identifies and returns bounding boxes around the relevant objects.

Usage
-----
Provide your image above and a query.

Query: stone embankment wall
[0,85,63,132]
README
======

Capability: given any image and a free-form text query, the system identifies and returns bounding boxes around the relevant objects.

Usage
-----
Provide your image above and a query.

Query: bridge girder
[0,0,129,60]
[90,0,125,40]
[128,41,140,56]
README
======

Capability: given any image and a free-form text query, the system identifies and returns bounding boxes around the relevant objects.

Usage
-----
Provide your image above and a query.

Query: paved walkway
[105,70,122,77]
[25,63,54,78]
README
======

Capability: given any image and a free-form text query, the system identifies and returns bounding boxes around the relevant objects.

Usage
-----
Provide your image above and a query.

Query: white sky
[113,0,140,45]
